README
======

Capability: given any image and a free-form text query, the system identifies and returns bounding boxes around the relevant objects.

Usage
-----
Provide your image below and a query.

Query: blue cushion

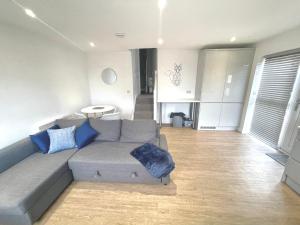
[30,125,60,154]
[47,126,76,154]
[75,120,99,149]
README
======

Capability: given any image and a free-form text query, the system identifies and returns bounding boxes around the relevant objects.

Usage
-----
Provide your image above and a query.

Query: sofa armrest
[159,134,168,150]
[156,125,161,138]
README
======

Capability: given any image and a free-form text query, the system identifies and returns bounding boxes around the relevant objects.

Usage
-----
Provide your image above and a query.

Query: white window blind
[250,53,300,148]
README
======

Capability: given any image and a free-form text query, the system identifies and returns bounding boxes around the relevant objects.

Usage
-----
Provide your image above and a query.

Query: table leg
[192,102,195,129]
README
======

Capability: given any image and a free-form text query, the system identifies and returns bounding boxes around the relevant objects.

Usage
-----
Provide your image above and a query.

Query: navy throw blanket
[130,143,175,178]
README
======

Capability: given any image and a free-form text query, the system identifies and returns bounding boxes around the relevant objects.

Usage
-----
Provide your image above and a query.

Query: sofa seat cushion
[69,142,143,166]
[0,150,75,216]
[68,141,163,183]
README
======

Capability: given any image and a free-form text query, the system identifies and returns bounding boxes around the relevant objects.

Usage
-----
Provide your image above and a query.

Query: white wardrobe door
[223,49,254,102]
[198,103,222,127]
[200,51,229,102]
[219,103,243,127]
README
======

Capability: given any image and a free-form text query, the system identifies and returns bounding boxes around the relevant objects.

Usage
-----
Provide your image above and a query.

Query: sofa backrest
[89,119,121,141]
[55,118,122,142]
[120,119,157,143]
[0,137,37,173]
[54,118,159,143]
[55,118,86,128]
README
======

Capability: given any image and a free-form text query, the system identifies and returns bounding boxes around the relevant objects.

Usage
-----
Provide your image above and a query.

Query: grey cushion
[0,138,37,174]
[55,118,86,128]
[89,119,121,142]
[0,149,76,215]
[120,119,157,143]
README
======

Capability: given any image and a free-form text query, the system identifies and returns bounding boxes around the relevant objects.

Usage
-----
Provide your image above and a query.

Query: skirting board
[198,126,238,131]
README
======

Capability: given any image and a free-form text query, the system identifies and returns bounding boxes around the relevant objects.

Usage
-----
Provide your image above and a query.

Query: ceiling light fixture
[24,8,36,18]
[158,0,167,10]
[158,38,164,45]
[89,42,96,47]
[230,36,236,42]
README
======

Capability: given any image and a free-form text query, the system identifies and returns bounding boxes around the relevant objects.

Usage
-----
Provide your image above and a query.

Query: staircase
[134,95,154,119]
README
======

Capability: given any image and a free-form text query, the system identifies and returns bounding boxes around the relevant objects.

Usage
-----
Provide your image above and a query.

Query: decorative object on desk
[93,106,104,110]
[101,67,117,85]
[166,63,182,86]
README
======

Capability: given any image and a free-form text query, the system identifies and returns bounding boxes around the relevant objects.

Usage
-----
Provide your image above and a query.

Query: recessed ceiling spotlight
[158,38,164,45]
[230,36,236,42]
[24,8,36,18]
[89,42,96,47]
[115,33,126,38]
[158,0,167,10]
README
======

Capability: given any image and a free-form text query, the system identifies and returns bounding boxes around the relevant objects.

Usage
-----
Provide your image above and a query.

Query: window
[250,52,300,148]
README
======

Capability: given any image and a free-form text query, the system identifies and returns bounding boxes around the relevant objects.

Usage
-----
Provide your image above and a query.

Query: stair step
[134,111,153,119]
[136,98,153,104]
[134,95,154,119]
[137,94,153,99]
[135,103,153,111]
[136,94,153,103]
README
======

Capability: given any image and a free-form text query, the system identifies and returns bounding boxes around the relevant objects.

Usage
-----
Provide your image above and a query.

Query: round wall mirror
[101,68,117,85]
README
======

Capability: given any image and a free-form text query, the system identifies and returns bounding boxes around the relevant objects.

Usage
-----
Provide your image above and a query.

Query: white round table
[81,105,115,118]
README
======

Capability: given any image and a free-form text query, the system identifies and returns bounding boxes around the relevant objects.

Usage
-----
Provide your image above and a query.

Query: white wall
[157,49,198,123]
[131,49,141,101]
[88,51,134,119]
[240,25,300,133]
[0,23,90,149]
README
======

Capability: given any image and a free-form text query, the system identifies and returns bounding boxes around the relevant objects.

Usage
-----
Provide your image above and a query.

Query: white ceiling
[1,0,300,52]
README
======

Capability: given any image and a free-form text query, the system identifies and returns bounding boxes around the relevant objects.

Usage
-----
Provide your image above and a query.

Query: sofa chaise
[0,119,170,225]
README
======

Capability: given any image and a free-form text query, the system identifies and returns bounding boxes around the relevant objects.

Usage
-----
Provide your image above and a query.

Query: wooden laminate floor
[37,128,300,225]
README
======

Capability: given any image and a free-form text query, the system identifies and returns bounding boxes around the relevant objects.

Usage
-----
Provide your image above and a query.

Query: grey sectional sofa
[0,119,170,225]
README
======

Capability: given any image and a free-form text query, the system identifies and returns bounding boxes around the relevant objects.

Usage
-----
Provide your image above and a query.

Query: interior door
[279,66,300,153]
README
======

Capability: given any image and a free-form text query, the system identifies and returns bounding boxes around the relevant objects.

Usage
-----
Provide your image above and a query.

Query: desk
[81,105,115,118]
[157,99,201,129]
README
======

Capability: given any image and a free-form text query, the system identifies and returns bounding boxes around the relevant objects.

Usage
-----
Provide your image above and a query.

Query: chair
[100,108,121,120]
